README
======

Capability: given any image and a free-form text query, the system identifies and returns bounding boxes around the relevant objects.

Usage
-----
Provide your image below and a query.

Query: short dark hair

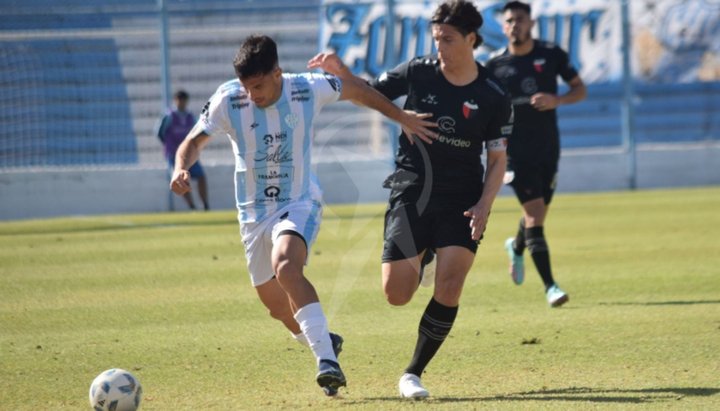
[174,90,189,100]
[503,1,532,16]
[431,0,484,48]
[233,35,279,79]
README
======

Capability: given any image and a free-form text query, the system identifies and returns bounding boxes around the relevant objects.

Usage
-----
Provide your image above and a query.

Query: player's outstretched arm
[308,53,437,145]
[171,124,210,195]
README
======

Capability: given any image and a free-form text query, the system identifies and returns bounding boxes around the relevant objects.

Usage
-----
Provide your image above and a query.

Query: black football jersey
[371,55,512,196]
[485,40,578,162]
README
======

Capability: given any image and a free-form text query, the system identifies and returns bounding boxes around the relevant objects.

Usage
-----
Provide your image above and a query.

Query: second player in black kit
[374,54,512,259]
[485,1,586,307]
[308,0,512,398]
[486,40,577,183]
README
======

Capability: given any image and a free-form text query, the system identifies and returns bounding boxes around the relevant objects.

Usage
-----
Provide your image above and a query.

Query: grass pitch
[1,187,719,410]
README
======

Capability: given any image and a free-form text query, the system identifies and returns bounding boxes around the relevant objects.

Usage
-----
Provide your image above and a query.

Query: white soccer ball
[89,368,142,411]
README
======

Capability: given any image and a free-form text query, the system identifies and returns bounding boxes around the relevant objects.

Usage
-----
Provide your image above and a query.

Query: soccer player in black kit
[485,1,586,307]
[309,0,512,398]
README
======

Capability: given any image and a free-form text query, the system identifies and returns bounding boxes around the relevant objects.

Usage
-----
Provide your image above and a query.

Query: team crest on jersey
[533,58,546,73]
[285,113,299,129]
[462,100,478,119]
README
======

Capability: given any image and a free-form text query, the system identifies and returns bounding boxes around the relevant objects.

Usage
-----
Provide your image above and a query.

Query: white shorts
[239,200,323,287]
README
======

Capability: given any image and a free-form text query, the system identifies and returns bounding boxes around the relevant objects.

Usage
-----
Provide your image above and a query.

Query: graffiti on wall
[321,0,720,83]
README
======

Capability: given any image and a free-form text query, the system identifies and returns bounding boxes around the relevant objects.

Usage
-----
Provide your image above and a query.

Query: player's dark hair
[503,1,532,16]
[431,0,484,49]
[174,90,189,100]
[233,34,279,79]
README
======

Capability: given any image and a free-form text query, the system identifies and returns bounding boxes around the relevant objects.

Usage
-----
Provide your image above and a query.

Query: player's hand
[170,169,192,195]
[530,93,559,111]
[463,203,491,241]
[307,52,347,76]
[400,110,438,145]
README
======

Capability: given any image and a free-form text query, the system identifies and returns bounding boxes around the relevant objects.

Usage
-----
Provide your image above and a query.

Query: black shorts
[507,159,558,205]
[381,188,481,262]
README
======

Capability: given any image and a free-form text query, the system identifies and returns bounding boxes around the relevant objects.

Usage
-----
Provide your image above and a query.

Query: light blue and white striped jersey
[199,72,342,223]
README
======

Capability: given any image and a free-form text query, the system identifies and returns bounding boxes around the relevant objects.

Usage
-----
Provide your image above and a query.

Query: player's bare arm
[171,124,210,195]
[463,148,507,240]
[531,75,587,111]
[308,52,438,145]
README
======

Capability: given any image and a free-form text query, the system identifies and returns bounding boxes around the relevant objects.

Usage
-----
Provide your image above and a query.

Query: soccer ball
[89,368,142,411]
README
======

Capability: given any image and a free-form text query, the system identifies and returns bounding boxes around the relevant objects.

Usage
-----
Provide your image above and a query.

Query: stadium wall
[1,142,719,221]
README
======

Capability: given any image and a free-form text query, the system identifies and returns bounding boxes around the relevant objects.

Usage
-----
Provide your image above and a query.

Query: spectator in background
[485,1,586,307]
[157,90,209,210]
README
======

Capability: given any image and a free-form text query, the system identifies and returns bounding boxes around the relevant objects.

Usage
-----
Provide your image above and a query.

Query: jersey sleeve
[370,60,411,101]
[554,46,579,82]
[308,73,342,108]
[198,89,231,137]
[485,92,513,151]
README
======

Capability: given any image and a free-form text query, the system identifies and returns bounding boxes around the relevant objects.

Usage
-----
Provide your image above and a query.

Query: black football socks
[405,297,458,377]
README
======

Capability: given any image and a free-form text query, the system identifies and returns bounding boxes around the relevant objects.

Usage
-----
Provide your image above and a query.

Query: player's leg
[399,206,477,399]
[506,166,546,285]
[270,202,345,395]
[400,246,473,398]
[381,198,430,306]
[520,167,568,307]
[254,277,301,336]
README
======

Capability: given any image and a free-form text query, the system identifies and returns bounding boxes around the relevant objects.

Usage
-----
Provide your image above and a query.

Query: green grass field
[2,187,719,410]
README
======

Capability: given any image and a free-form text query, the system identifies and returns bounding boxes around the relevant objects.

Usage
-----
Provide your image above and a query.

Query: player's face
[240,67,283,108]
[503,9,534,45]
[432,23,475,68]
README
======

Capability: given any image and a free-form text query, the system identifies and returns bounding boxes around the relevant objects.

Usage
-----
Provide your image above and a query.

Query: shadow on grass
[344,386,720,405]
[599,300,720,306]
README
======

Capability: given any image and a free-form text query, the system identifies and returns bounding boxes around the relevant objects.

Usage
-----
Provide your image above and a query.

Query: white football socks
[291,332,309,346]
[293,302,337,364]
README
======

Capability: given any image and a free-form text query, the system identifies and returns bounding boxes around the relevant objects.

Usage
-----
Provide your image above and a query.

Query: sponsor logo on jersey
[533,58,546,73]
[230,94,248,102]
[437,116,456,134]
[435,116,471,148]
[255,143,292,164]
[261,131,288,146]
[462,100,478,119]
[264,185,281,198]
[254,166,293,182]
[437,134,472,148]
[250,122,259,130]
[521,77,538,94]
[421,94,438,105]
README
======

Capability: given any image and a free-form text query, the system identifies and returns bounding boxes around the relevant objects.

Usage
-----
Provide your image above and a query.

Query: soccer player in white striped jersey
[170,34,437,396]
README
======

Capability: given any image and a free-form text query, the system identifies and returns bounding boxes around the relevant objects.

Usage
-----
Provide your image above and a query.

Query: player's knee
[384,286,414,306]
[434,277,464,306]
[273,259,302,283]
